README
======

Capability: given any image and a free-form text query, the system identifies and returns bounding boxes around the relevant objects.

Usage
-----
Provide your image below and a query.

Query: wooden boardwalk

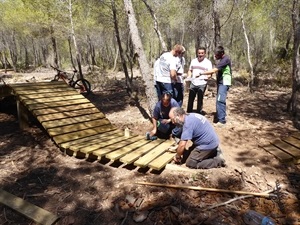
[2,81,176,171]
[262,133,300,165]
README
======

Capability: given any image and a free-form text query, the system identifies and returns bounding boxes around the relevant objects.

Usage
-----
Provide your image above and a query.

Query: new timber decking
[1,81,175,171]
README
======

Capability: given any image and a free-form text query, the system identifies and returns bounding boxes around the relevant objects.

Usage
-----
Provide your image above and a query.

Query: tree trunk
[68,0,83,79]
[111,0,131,92]
[212,0,221,48]
[123,0,157,116]
[50,26,58,68]
[288,0,300,128]
[68,36,76,69]
[140,0,167,52]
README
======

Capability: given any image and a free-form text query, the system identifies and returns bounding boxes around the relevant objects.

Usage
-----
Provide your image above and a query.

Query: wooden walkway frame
[1,81,176,171]
[262,133,300,164]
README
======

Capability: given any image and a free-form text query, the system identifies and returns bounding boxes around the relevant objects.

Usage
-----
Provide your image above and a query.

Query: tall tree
[123,0,157,115]
[238,0,254,91]
[140,0,167,52]
[288,0,300,126]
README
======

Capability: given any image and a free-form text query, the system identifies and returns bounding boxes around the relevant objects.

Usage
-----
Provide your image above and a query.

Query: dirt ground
[0,69,299,225]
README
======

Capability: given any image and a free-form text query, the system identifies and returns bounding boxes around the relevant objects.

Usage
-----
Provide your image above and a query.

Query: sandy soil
[0,69,299,225]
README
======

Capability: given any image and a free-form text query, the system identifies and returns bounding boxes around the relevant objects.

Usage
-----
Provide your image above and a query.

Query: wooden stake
[135,181,275,198]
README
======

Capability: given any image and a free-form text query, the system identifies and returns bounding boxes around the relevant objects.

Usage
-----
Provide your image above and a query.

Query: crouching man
[169,107,225,169]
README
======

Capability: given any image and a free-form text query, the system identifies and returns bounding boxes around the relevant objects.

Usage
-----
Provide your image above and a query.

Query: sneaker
[214,122,226,127]
[216,147,226,167]
[145,132,157,141]
[145,132,150,140]
[217,147,224,157]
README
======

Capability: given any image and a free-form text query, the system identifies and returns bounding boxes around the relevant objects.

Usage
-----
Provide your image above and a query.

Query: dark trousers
[174,82,184,107]
[187,84,207,113]
[156,81,174,99]
[185,147,223,169]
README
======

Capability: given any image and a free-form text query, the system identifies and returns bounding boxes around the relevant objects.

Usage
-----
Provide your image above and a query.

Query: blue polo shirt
[181,113,219,150]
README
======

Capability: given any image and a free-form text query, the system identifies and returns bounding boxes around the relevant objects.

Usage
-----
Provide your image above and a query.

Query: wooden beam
[17,99,30,130]
[0,189,59,225]
[135,182,274,198]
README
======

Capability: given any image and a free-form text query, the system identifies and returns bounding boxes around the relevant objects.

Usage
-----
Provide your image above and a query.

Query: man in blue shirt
[147,93,181,140]
[169,107,225,169]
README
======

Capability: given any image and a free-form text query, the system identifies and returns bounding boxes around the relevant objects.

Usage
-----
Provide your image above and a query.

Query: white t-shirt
[188,57,212,86]
[176,56,185,83]
[153,58,160,84]
[156,52,177,83]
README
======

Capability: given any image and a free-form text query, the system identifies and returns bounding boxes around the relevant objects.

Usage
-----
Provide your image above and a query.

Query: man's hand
[150,129,156,136]
[161,119,171,124]
[173,154,182,164]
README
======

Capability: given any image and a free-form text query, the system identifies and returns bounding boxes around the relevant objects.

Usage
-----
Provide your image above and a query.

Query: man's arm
[173,140,188,163]
[150,117,158,136]
[200,68,218,79]
[170,69,177,82]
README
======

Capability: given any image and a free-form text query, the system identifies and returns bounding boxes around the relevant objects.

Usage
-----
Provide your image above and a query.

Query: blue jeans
[174,82,184,107]
[156,81,174,99]
[216,84,229,124]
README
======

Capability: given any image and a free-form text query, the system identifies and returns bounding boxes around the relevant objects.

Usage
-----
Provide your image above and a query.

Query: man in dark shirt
[147,92,180,140]
[200,46,232,125]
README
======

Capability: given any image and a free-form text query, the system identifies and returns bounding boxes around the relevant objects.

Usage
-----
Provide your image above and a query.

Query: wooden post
[17,99,30,129]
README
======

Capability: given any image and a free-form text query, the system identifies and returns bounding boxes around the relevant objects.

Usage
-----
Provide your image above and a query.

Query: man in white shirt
[186,47,212,114]
[156,44,185,99]
[174,47,186,107]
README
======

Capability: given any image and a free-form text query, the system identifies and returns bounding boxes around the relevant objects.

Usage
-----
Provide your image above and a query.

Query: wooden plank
[41,113,106,129]
[262,144,294,163]
[148,152,175,171]
[120,139,165,164]
[91,136,145,158]
[21,94,84,104]
[72,133,125,151]
[10,81,66,88]
[37,108,100,121]
[32,103,95,116]
[14,87,73,95]
[134,140,174,168]
[26,98,90,110]
[60,129,123,149]
[291,132,300,140]
[272,139,300,158]
[53,124,115,144]
[19,90,77,99]
[75,135,135,154]
[0,189,59,225]
[105,139,150,161]
[283,136,300,148]
[47,119,111,136]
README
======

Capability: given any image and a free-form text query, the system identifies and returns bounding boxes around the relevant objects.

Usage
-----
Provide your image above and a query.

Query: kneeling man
[169,107,225,169]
